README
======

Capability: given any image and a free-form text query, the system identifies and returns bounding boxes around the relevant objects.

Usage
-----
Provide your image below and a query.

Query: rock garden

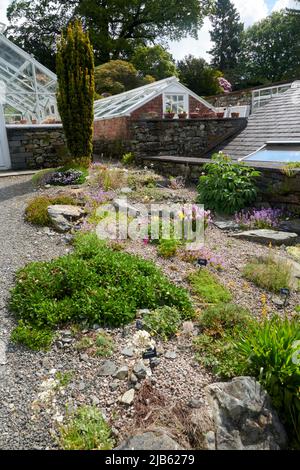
[1,152,300,451]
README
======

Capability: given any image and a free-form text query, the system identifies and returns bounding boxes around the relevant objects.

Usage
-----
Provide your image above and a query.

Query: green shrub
[95,333,114,357]
[58,406,114,450]
[10,233,193,349]
[122,152,135,166]
[197,153,260,215]
[243,255,293,293]
[233,316,300,445]
[74,337,94,351]
[143,306,182,340]
[25,195,78,226]
[189,269,232,304]
[199,302,251,336]
[11,321,53,351]
[157,238,180,258]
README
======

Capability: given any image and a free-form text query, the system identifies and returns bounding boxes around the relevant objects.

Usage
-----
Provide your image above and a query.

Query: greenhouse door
[0,105,10,170]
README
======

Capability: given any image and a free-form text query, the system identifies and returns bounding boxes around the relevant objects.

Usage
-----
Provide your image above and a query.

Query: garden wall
[205,90,252,108]
[6,125,68,170]
[130,118,247,159]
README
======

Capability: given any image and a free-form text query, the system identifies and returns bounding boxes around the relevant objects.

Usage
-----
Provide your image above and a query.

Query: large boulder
[279,219,300,235]
[203,377,287,450]
[47,205,85,232]
[115,431,184,450]
[231,229,298,246]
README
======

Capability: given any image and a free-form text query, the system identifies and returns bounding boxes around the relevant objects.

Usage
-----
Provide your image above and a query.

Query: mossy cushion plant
[25,195,78,226]
[243,255,293,293]
[188,268,232,304]
[10,233,193,349]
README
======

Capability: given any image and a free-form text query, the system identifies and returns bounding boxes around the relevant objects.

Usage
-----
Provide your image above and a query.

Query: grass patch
[11,321,53,351]
[95,333,114,357]
[143,306,183,340]
[58,406,114,450]
[188,269,232,304]
[243,255,292,293]
[10,233,193,349]
[25,195,78,226]
[55,371,74,387]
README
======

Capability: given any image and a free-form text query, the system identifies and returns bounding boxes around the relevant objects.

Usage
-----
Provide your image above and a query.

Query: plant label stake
[197,258,208,268]
[142,347,157,360]
[136,320,144,330]
[280,288,290,308]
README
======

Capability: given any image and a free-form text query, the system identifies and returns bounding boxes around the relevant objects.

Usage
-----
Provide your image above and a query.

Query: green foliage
[131,45,178,80]
[240,11,300,84]
[233,316,300,445]
[122,152,136,166]
[55,371,74,387]
[25,195,78,226]
[95,60,154,96]
[197,153,260,215]
[157,238,180,258]
[58,406,114,450]
[143,306,183,340]
[56,20,95,163]
[74,336,94,351]
[243,255,293,293]
[11,321,53,351]
[95,333,114,357]
[10,233,193,349]
[189,269,232,304]
[177,55,223,96]
[198,302,251,334]
[209,0,244,80]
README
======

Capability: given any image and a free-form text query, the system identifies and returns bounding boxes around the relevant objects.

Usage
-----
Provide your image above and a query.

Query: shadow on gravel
[0,179,34,204]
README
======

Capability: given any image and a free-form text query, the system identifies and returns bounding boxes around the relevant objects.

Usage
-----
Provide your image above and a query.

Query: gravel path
[0,176,69,450]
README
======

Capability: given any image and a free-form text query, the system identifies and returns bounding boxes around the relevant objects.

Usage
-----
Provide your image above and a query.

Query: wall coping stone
[6,124,63,130]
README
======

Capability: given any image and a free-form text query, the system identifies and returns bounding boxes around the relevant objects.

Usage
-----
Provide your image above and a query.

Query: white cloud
[0,0,9,25]
[272,0,300,11]
[169,0,270,62]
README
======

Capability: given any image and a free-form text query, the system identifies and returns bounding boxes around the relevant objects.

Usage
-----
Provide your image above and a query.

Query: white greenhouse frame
[0,31,59,124]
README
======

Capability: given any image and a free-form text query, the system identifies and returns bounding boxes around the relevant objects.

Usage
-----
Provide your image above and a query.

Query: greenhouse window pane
[243,143,300,163]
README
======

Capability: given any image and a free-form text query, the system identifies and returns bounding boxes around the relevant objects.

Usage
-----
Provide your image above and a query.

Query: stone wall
[205,89,252,108]
[130,118,247,159]
[7,125,69,170]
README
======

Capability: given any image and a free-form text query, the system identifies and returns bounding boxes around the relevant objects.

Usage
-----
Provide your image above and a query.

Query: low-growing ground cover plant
[10,233,193,349]
[197,153,260,215]
[243,254,293,293]
[157,238,181,258]
[143,306,182,340]
[58,405,114,450]
[11,320,54,351]
[95,333,114,357]
[235,208,284,229]
[43,168,88,186]
[25,194,78,226]
[188,269,232,304]
[180,247,225,271]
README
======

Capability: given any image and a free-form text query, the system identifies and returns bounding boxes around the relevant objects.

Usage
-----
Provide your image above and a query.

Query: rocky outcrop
[116,430,184,450]
[47,205,85,232]
[231,229,298,246]
[199,377,287,450]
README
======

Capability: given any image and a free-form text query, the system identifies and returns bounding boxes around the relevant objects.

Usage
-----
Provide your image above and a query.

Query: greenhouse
[0,26,59,124]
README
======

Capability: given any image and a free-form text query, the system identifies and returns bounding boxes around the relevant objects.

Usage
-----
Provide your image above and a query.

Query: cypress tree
[209,0,243,78]
[56,20,95,165]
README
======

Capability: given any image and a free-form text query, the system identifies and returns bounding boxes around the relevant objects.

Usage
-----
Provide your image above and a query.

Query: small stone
[41,357,51,369]
[91,395,100,406]
[98,360,117,376]
[272,296,285,308]
[133,361,147,380]
[113,366,129,380]
[121,347,134,357]
[137,309,151,317]
[93,324,101,330]
[0,340,7,366]
[120,389,135,405]
[149,358,160,369]
[79,353,90,362]
[129,373,138,384]
[120,187,133,194]
[135,383,142,391]
[78,382,86,391]
[62,337,73,344]
[110,382,119,391]
[188,398,203,409]
[62,330,72,337]
[165,351,177,360]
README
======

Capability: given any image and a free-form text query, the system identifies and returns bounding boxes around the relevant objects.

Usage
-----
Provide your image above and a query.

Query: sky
[0,0,299,61]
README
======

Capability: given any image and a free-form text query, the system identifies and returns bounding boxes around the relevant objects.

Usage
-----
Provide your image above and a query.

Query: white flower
[131,330,156,350]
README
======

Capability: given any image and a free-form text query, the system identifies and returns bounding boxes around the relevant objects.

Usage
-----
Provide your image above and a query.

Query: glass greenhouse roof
[94,77,178,119]
[242,142,300,163]
[0,31,59,124]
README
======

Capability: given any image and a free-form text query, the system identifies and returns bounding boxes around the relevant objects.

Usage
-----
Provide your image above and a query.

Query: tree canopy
[209,0,244,78]
[95,60,154,96]
[131,45,177,81]
[177,55,223,96]
[6,0,213,71]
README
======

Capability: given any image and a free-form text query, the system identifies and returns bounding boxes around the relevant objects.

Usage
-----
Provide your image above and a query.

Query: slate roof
[221,84,300,160]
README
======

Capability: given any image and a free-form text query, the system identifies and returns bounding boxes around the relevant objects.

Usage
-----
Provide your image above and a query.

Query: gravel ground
[0,173,299,450]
